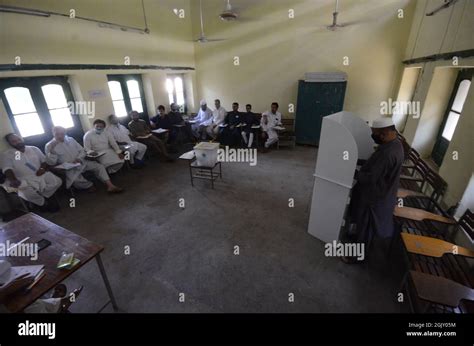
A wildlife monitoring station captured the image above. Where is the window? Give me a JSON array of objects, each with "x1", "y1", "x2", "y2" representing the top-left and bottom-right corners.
[
  {"x1": 4, "y1": 87, "x2": 44, "y2": 137},
  {"x1": 431, "y1": 69, "x2": 472, "y2": 167},
  {"x1": 441, "y1": 79, "x2": 471, "y2": 141},
  {"x1": 127, "y1": 80, "x2": 143, "y2": 113},
  {"x1": 108, "y1": 81, "x2": 128, "y2": 117},
  {"x1": 41, "y1": 84, "x2": 74, "y2": 128},
  {"x1": 107, "y1": 75, "x2": 147, "y2": 119},
  {"x1": 166, "y1": 75, "x2": 186, "y2": 110},
  {"x1": 0, "y1": 76, "x2": 84, "y2": 149}
]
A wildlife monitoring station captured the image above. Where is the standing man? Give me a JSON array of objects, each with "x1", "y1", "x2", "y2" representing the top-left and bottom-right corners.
[
  {"x1": 1, "y1": 133, "x2": 61, "y2": 211},
  {"x1": 46, "y1": 126, "x2": 123, "y2": 193},
  {"x1": 128, "y1": 111, "x2": 173, "y2": 162},
  {"x1": 83, "y1": 119, "x2": 125, "y2": 174},
  {"x1": 342, "y1": 118, "x2": 404, "y2": 263},
  {"x1": 191, "y1": 100, "x2": 213, "y2": 140},
  {"x1": 207, "y1": 99, "x2": 227, "y2": 140},
  {"x1": 107, "y1": 115, "x2": 147, "y2": 168},
  {"x1": 260, "y1": 102, "x2": 282, "y2": 152},
  {"x1": 222, "y1": 102, "x2": 243, "y2": 147},
  {"x1": 241, "y1": 104, "x2": 259, "y2": 148}
]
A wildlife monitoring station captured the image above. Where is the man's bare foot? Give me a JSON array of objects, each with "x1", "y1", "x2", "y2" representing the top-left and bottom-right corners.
[{"x1": 107, "y1": 186, "x2": 123, "y2": 193}]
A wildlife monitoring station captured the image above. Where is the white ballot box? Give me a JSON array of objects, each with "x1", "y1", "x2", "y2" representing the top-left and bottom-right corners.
[{"x1": 307, "y1": 111, "x2": 373, "y2": 243}]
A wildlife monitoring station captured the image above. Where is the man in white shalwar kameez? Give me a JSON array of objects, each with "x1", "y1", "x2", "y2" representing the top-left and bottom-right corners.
[
  {"x1": 191, "y1": 100, "x2": 213, "y2": 140},
  {"x1": 260, "y1": 102, "x2": 283, "y2": 152},
  {"x1": 207, "y1": 99, "x2": 227, "y2": 140},
  {"x1": 45, "y1": 126, "x2": 122, "y2": 193},
  {"x1": 1, "y1": 133, "x2": 61, "y2": 209},
  {"x1": 107, "y1": 115, "x2": 146, "y2": 167},
  {"x1": 83, "y1": 119, "x2": 124, "y2": 174}
]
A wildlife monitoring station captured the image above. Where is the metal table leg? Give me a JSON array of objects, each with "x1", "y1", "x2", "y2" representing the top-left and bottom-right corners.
[{"x1": 96, "y1": 253, "x2": 119, "y2": 312}]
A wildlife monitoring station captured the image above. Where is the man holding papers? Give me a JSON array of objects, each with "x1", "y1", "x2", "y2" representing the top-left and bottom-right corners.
[
  {"x1": 107, "y1": 115, "x2": 146, "y2": 168},
  {"x1": 128, "y1": 111, "x2": 173, "y2": 162},
  {"x1": 46, "y1": 126, "x2": 123, "y2": 193},
  {"x1": 83, "y1": 119, "x2": 125, "y2": 174},
  {"x1": 1, "y1": 133, "x2": 61, "y2": 211}
]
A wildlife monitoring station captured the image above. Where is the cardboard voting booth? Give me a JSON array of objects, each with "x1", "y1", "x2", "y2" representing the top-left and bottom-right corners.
[{"x1": 307, "y1": 111, "x2": 373, "y2": 243}]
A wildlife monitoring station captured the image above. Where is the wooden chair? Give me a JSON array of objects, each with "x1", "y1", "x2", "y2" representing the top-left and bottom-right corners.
[
  {"x1": 407, "y1": 270, "x2": 474, "y2": 310},
  {"x1": 277, "y1": 118, "x2": 296, "y2": 149},
  {"x1": 399, "y1": 209, "x2": 474, "y2": 313},
  {"x1": 401, "y1": 233, "x2": 474, "y2": 258},
  {"x1": 394, "y1": 206, "x2": 456, "y2": 225},
  {"x1": 458, "y1": 209, "x2": 473, "y2": 241}
]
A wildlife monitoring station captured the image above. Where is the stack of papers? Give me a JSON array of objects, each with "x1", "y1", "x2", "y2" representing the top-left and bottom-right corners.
[{"x1": 0, "y1": 263, "x2": 44, "y2": 287}]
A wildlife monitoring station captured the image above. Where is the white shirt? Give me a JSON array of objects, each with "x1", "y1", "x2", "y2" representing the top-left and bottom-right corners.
[
  {"x1": 212, "y1": 107, "x2": 227, "y2": 126},
  {"x1": 261, "y1": 111, "x2": 282, "y2": 130},
  {"x1": 45, "y1": 136, "x2": 86, "y2": 166},
  {"x1": 1, "y1": 146, "x2": 45, "y2": 179},
  {"x1": 195, "y1": 108, "x2": 213, "y2": 127},
  {"x1": 83, "y1": 129, "x2": 121, "y2": 154},
  {"x1": 107, "y1": 124, "x2": 132, "y2": 144}
]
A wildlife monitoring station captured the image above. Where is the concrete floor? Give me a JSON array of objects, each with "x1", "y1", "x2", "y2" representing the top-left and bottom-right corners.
[{"x1": 38, "y1": 146, "x2": 407, "y2": 313}]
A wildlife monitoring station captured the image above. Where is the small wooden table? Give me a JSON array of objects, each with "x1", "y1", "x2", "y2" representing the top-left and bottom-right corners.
[
  {"x1": 0, "y1": 213, "x2": 118, "y2": 313},
  {"x1": 179, "y1": 151, "x2": 222, "y2": 189},
  {"x1": 394, "y1": 206, "x2": 456, "y2": 224}
]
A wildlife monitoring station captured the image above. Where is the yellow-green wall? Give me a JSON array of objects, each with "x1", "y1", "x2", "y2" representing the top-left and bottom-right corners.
[{"x1": 191, "y1": 0, "x2": 415, "y2": 117}]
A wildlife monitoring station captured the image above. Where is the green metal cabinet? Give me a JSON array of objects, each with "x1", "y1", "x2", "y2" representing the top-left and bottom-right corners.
[{"x1": 295, "y1": 80, "x2": 347, "y2": 146}]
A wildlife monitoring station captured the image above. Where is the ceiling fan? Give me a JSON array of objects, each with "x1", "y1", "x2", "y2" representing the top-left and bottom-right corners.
[
  {"x1": 220, "y1": 0, "x2": 238, "y2": 21},
  {"x1": 327, "y1": 0, "x2": 345, "y2": 31},
  {"x1": 426, "y1": 0, "x2": 458, "y2": 16},
  {"x1": 194, "y1": 0, "x2": 225, "y2": 43}
]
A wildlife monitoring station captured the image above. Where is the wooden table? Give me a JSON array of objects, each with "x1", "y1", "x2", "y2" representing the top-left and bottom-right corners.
[
  {"x1": 394, "y1": 206, "x2": 456, "y2": 224},
  {"x1": 0, "y1": 213, "x2": 118, "y2": 313}
]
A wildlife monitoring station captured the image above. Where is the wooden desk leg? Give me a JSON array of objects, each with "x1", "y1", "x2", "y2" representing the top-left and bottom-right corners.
[{"x1": 96, "y1": 253, "x2": 119, "y2": 312}]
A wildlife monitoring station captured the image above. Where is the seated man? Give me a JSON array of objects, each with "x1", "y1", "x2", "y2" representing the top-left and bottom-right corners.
[
  {"x1": 107, "y1": 115, "x2": 146, "y2": 168},
  {"x1": 191, "y1": 100, "x2": 213, "y2": 140},
  {"x1": 260, "y1": 102, "x2": 283, "y2": 152},
  {"x1": 83, "y1": 119, "x2": 125, "y2": 174},
  {"x1": 46, "y1": 126, "x2": 123, "y2": 193},
  {"x1": 241, "y1": 104, "x2": 260, "y2": 148},
  {"x1": 206, "y1": 99, "x2": 227, "y2": 140},
  {"x1": 168, "y1": 103, "x2": 194, "y2": 144},
  {"x1": 221, "y1": 102, "x2": 243, "y2": 147},
  {"x1": 1, "y1": 133, "x2": 61, "y2": 212},
  {"x1": 342, "y1": 118, "x2": 404, "y2": 263},
  {"x1": 128, "y1": 111, "x2": 173, "y2": 162}
]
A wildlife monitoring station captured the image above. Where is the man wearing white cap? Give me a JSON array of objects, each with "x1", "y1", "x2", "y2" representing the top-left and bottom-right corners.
[
  {"x1": 342, "y1": 117, "x2": 404, "y2": 263},
  {"x1": 191, "y1": 100, "x2": 213, "y2": 140}
]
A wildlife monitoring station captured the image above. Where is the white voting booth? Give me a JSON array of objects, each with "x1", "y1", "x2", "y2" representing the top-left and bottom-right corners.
[{"x1": 307, "y1": 111, "x2": 373, "y2": 243}]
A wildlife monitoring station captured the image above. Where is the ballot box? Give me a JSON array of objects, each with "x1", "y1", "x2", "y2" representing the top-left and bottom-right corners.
[{"x1": 307, "y1": 111, "x2": 373, "y2": 243}]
